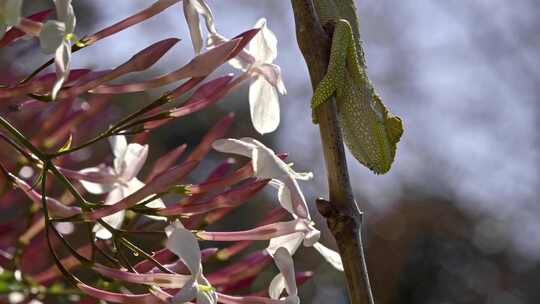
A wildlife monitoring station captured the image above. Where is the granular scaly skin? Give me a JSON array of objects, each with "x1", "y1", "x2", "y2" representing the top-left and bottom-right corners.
[{"x1": 311, "y1": 17, "x2": 403, "y2": 174}]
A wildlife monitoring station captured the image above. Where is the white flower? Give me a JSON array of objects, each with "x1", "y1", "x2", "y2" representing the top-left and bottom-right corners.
[
  {"x1": 267, "y1": 230, "x2": 344, "y2": 272},
  {"x1": 212, "y1": 138, "x2": 343, "y2": 271},
  {"x1": 79, "y1": 135, "x2": 165, "y2": 239},
  {"x1": 182, "y1": 0, "x2": 216, "y2": 54},
  {"x1": 0, "y1": 0, "x2": 23, "y2": 39},
  {"x1": 213, "y1": 137, "x2": 312, "y2": 219},
  {"x1": 269, "y1": 247, "x2": 300, "y2": 304},
  {"x1": 208, "y1": 18, "x2": 286, "y2": 134},
  {"x1": 166, "y1": 221, "x2": 217, "y2": 304},
  {"x1": 38, "y1": 0, "x2": 76, "y2": 100}
]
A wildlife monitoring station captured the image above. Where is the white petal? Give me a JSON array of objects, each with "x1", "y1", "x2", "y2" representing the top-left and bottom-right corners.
[
  {"x1": 124, "y1": 178, "x2": 145, "y2": 196},
  {"x1": 127, "y1": 178, "x2": 167, "y2": 221},
  {"x1": 206, "y1": 31, "x2": 256, "y2": 71},
  {"x1": 183, "y1": 0, "x2": 203, "y2": 54},
  {"x1": 284, "y1": 295, "x2": 300, "y2": 304},
  {"x1": 313, "y1": 242, "x2": 344, "y2": 271},
  {"x1": 267, "y1": 233, "x2": 303, "y2": 256},
  {"x1": 94, "y1": 187, "x2": 126, "y2": 239},
  {"x1": 191, "y1": 0, "x2": 216, "y2": 35},
  {"x1": 249, "y1": 18, "x2": 277, "y2": 64},
  {"x1": 249, "y1": 77, "x2": 280, "y2": 134},
  {"x1": 118, "y1": 143, "x2": 148, "y2": 181},
  {"x1": 254, "y1": 63, "x2": 287, "y2": 95},
  {"x1": 269, "y1": 179, "x2": 294, "y2": 215},
  {"x1": 289, "y1": 171, "x2": 314, "y2": 181},
  {"x1": 282, "y1": 177, "x2": 310, "y2": 219},
  {"x1": 3, "y1": 0, "x2": 23, "y2": 26},
  {"x1": 228, "y1": 55, "x2": 251, "y2": 71},
  {"x1": 250, "y1": 141, "x2": 289, "y2": 180},
  {"x1": 166, "y1": 221, "x2": 202, "y2": 276},
  {"x1": 55, "y1": 0, "x2": 76, "y2": 33},
  {"x1": 171, "y1": 278, "x2": 198, "y2": 304},
  {"x1": 269, "y1": 273, "x2": 287, "y2": 299},
  {"x1": 51, "y1": 41, "x2": 71, "y2": 100},
  {"x1": 78, "y1": 167, "x2": 115, "y2": 194},
  {"x1": 212, "y1": 138, "x2": 256, "y2": 158},
  {"x1": 196, "y1": 288, "x2": 217, "y2": 304},
  {"x1": 110, "y1": 135, "x2": 128, "y2": 162},
  {"x1": 302, "y1": 226, "x2": 320, "y2": 247},
  {"x1": 272, "y1": 247, "x2": 298, "y2": 297},
  {"x1": 39, "y1": 20, "x2": 65, "y2": 54},
  {"x1": 145, "y1": 197, "x2": 166, "y2": 209}
]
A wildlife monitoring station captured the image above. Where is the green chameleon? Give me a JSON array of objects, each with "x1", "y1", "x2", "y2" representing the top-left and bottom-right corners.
[{"x1": 311, "y1": 0, "x2": 403, "y2": 174}]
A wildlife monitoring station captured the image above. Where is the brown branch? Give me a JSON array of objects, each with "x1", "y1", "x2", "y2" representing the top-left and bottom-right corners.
[{"x1": 289, "y1": 1, "x2": 375, "y2": 303}]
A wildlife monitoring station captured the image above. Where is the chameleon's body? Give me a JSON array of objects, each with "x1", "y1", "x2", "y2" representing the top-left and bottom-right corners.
[{"x1": 312, "y1": 0, "x2": 403, "y2": 174}]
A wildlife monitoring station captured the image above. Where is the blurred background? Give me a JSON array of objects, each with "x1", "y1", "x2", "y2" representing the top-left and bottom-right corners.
[{"x1": 1, "y1": 0, "x2": 539, "y2": 303}]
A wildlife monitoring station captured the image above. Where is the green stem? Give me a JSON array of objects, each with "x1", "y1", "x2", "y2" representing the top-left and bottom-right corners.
[
  {"x1": 51, "y1": 94, "x2": 170, "y2": 158},
  {"x1": 0, "y1": 116, "x2": 46, "y2": 159},
  {"x1": 19, "y1": 41, "x2": 87, "y2": 85}
]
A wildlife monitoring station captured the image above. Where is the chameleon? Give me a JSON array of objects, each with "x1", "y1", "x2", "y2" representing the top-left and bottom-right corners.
[{"x1": 311, "y1": 0, "x2": 403, "y2": 174}]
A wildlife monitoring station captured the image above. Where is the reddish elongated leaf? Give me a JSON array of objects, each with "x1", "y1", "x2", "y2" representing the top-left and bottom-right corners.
[
  {"x1": 187, "y1": 154, "x2": 287, "y2": 195},
  {"x1": 61, "y1": 38, "x2": 180, "y2": 99},
  {"x1": 156, "y1": 180, "x2": 268, "y2": 216},
  {"x1": 215, "y1": 208, "x2": 290, "y2": 260},
  {"x1": 90, "y1": 28, "x2": 259, "y2": 94},
  {"x1": 181, "y1": 158, "x2": 236, "y2": 228},
  {"x1": 90, "y1": 39, "x2": 238, "y2": 94},
  {"x1": 92, "y1": 264, "x2": 191, "y2": 288},
  {"x1": 145, "y1": 75, "x2": 235, "y2": 129},
  {"x1": 127, "y1": 38, "x2": 181, "y2": 72},
  {"x1": 149, "y1": 248, "x2": 218, "y2": 274},
  {"x1": 0, "y1": 9, "x2": 52, "y2": 48},
  {"x1": 31, "y1": 99, "x2": 75, "y2": 145},
  {"x1": 33, "y1": 244, "x2": 92, "y2": 284},
  {"x1": 77, "y1": 282, "x2": 165, "y2": 304},
  {"x1": 85, "y1": 0, "x2": 181, "y2": 45},
  {"x1": 0, "y1": 69, "x2": 91, "y2": 98},
  {"x1": 226, "y1": 28, "x2": 260, "y2": 59},
  {"x1": 145, "y1": 144, "x2": 188, "y2": 182},
  {"x1": 207, "y1": 250, "x2": 272, "y2": 286},
  {"x1": 86, "y1": 160, "x2": 198, "y2": 221},
  {"x1": 186, "y1": 113, "x2": 235, "y2": 162},
  {"x1": 45, "y1": 94, "x2": 111, "y2": 147},
  {"x1": 196, "y1": 218, "x2": 313, "y2": 242},
  {"x1": 133, "y1": 248, "x2": 177, "y2": 273},
  {"x1": 205, "y1": 158, "x2": 236, "y2": 181},
  {"x1": 188, "y1": 162, "x2": 254, "y2": 195}
]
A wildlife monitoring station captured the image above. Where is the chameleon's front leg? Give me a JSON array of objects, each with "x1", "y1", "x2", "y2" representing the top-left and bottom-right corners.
[{"x1": 311, "y1": 19, "x2": 354, "y2": 123}]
